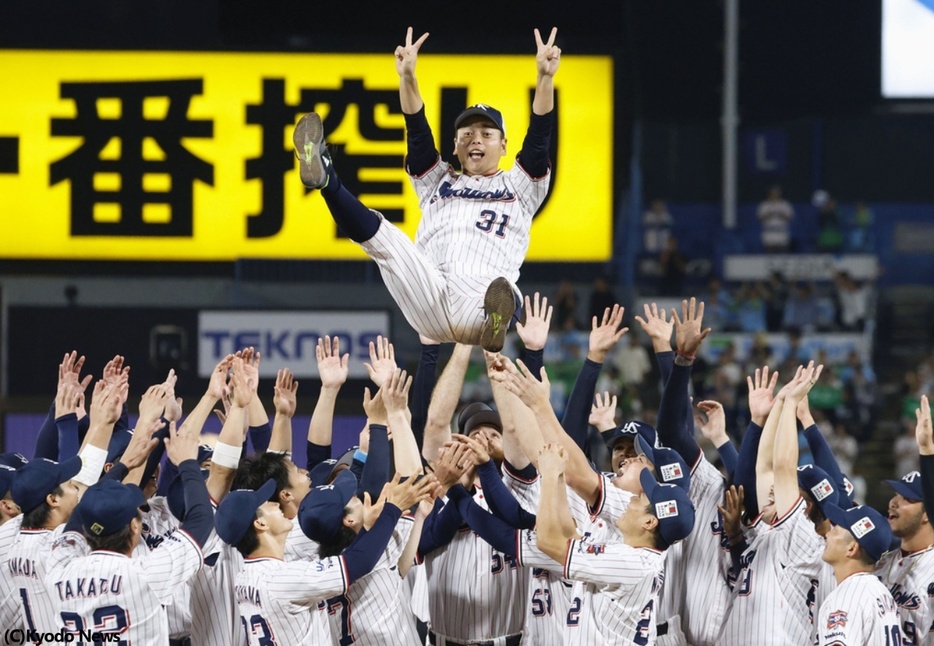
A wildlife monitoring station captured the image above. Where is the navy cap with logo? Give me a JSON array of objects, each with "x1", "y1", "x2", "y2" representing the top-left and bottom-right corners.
[
  {"x1": 308, "y1": 447, "x2": 356, "y2": 489},
  {"x1": 797, "y1": 464, "x2": 839, "y2": 514},
  {"x1": 215, "y1": 479, "x2": 278, "y2": 546},
  {"x1": 0, "y1": 465, "x2": 17, "y2": 499},
  {"x1": 885, "y1": 471, "x2": 923, "y2": 502},
  {"x1": 824, "y1": 502, "x2": 893, "y2": 562},
  {"x1": 0, "y1": 452, "x2": 28, "y2": 470},
  {"x1": 197, "y1": 444, "x2": 214, "y2": 465},
  {"x1": 634, "y1": 435, "x2": 690, "y2": 491},
  {"x1": 78, "y1": 480, "x2": 145, "y2": 537},
  {"x1": 601, "y1": 420, "x2": 659, "y2": 451},
  {"x1": 454, "y1": 104, "x2": 506, "y2": 136},
  {"x1": 11, "y1": 456, "x2": 82, "y2": 514},
  {"x1": 298, "y1": 470, "x2": 358, "y2": 544},
  {"x1": 640, "y1": 469, "x2": 696, "y2": 549}
]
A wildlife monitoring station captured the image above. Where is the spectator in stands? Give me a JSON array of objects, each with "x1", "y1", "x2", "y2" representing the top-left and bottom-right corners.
[
  {"x1": 894, "y1": 419, "x2": 920, "y2": 479},
  {"x1": 642, "y1": 198, "x2": 673, "y2": 253},
  {"x1": 710, "y1": 343, "x2": 742, "y2": 431},
  {"x1": 552, "y1": 280, "x2": 580, "y2": 331},
  {"x1": 827, "y1": 422, "x2": 858, "y2": 476},
  {"x1": 610, "y1": 334, "x2": 652, "y2": 393},
  {"x1": 734, "y1": 282, "x2": 767, "y2": 332},
  {"x1": 704, "y1": 277, "x2": 734, "y2": 331},
  {"x1": 763, "y1": 271, "x2": 789, "y2": 332},
  {"x1": 658, "y1": 236, "x2": 687, "y2": 296},
  {"x1": 833, "y1": 271, "x2": 871, "y2": 332},
  {"x1": 757, "y1": 184, "x2": 794, "y2": 252},
  {"x1": 588, "y1": 276, "x2": 617, "y2": 323},
  {"x1": 783, "y1": 283, "x2": 821, "y2": 332},
  {"x1": 815, "y1": 193, "x2": 844, "y2": 252},
  {"x1": 847, "y1": 200, "x2": 874, "y2": 252}
]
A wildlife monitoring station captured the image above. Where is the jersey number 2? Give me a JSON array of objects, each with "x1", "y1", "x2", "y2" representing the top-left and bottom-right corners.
[{"x1": 476, "y1": 210, "x2": 510, "y2": 238}]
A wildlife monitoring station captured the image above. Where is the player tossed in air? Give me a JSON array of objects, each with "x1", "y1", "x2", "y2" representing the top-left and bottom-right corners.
[{"x1": 293, "y1": 26, "x2": 560, "y2": 352}]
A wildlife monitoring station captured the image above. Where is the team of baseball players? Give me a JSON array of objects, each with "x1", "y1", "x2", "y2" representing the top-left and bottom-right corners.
[{"x1": 1, "y1": 26, "x2": 931, "y2": 646}]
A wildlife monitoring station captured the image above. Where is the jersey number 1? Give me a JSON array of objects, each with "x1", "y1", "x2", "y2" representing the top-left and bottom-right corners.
[{"x1": 476, "y1": 210, "x2": 510, "y2": 238}]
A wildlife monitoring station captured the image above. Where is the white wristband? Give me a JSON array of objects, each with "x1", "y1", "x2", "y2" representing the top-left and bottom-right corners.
[
  {"x1": 74, "y1": 445, "x2": 108, "y2": 487},
  {"x1": 212, "y1": 442, "x2": 243, "y2": 470}
]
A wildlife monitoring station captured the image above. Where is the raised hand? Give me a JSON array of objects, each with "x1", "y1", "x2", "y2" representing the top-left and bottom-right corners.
[
  {"x1": 589, "y1": 305, "x2": 628, "y2": 363},
  {"x1": 537, "y1": 442, "x2": 568, "y2": 477},
  {"x1": 364, "y1": 335, "x2": 396, "y2": 388},
  {"x1": 431, "y1": 443, "x2": 471, "y2": 491},
  {"x1": 161, "y1": 369, "x2": 183, "y2": 423},
  {"x1": 91, "y1": 378, "x2": 129, "y2": 426},
  {"x1": 672, "y1": 297, "x2": 711, "y2": 357},
  {"x1": 238, "y1": 347, "x2": 261, "y2": 389},
  {"x1": 589, "y1": 391, "x2": 618, "y2": 431},
  {"x1": 696, "y1": 400, "x2": 728, "y2": 446},
  {"x1": 363, "y1": 387, "x2": 388, "y2": 426},
  {"x1": 102, "y1": 355, "x2": 130, "y2": 387},
  {"x1": 916, "y1": 395, "x2": 934, "y2": 456},
  {"x1": 59, "y1": 351, "x2": 93, "y2": 394},
  {"x1": 395, "y1": 26, "x2": 429, "y2": 78},
  {"x1": 451, "y1": 432, "x2": 491, "y2": 465},
  {"x1": 383, "y1": 369, "x2": 412, "y2": 416},
  {"x1": 228, "y1": 356, "x2": 257, "y2": 409},
  {"x1": 385, "y1": 473, "x2": 437, "y2": 511},
  {"x1": 746, "y1": 366, "x2": 779, "y2": 425},
  {"x1": 55, "y1": 379, "x2": 82, "y2": 419},
  {"x1": 516, "y1": 292, "x2": 553, "y2": 351},
  {"x1": 786, "y1": 361, "x2": 823, "y2": 402},
  {"x1": 316, "y1": 336, "x2": 349, "y2": 389},
  {"x1": 534, "y1": 27, "x2": 561, "y2": 78},
  {"x1": 634, "y1": 303, "x2": 674, "y2": 352},
  {"x1": 717, "y1": 484, "x2": 745, "y2": 541},
  {"x1": 206, "y1": 354, "x2": 234, "y2": 401},
  {"x1": 499, "y1": 358, "x2": 552, "y2": 410},
  {"x1": 119, "y1": 417, "x2": 162, "y2": 470},
  {"x1": 164, "y1": 421, "x2": 199, "y2": 467},
  {"x1": 273, "y1": 368, "x2": 298, "y2": 417},
  {"x1": 138, "y1": 384, "x2": 169, "y2": 423}
]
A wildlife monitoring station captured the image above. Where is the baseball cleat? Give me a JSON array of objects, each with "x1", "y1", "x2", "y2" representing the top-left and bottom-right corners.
[
  {"x1": 480, "y1": 277, "x2": 517, "y2": 353},
  {"x1": 293, "y1": 112, "x2": 331, "y2": 190}
]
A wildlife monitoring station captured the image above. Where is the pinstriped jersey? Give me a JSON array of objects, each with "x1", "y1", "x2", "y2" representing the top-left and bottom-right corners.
[
  {"x1": 324, "y1": 515, "x2": 420, "y2": 645},
  {"x1": 658, "y1": 457, "x2": 732, "y2": 645},
  {"x1": 285, "y1": 521, "x2": 320, "y2": 562},
  {"x1": 875, "y1": 544, "x2": 934, "y2": 645},
  {"x1": 817, "y1": 572, "x2": 901, "y2": 645},
  {"x1": 813, "y1": 560, "x2": 838, "y2": 644},
  {"x1": 189, "y1": 531, "x2": 247, "y2": 646},
  {"x1": 46, "y1": 528, "x2": 204, "y2": 644},
  {"x1": 720, "y1": 497, "x2": 826, "y2": 645},
  {"x1": 9, "y1": 525, "x2": 66, "y2": 634},
  {"x1": 425, "y1": 474, "x2": 537, "y2": 642},
  {"x1": 235, "y1": 554, "x2": 349, "y2": 646},
  {"x1": 410, "y1": 159, "x2": 551, "y2": 285},
  {"x1": 135, "y1": 496, "x2": 191, "y2": 639},
  {"x1": 0, "y1": 515, "x2": 23, "y2": 635}
]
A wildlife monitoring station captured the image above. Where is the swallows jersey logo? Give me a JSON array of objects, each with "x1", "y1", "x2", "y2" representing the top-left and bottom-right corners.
[{"x1": 429, "y1": 181, "x2": 516, "y2": 205}]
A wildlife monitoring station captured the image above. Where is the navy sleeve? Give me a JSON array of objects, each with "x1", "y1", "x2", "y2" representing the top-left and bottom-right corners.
[
  {"x1": 410, "y1": 343, "x2": 440, "y2": 450},
  {"x1": 417, "y1": 498, "x2": 465, "y2": 557},
  {"x1": 142, "y1": 423, "x2": 170, "y2": 493},
  {"x1": 448, "y1": 485, "x2": 520, "y2": 556},
  {"x1": 716, "y1": 440, "x2": 739, "y2": 482},
  {"x1": 519, "y1": 348, "x2": 545, "y2": 383},
  {"x1": 477, "y1": 460, "x2": 536, "y2": 529},
  {"x1": 343, "y1": 504, "x2": 404, "y2": 583},
  {"x1": 656, "y1": 363, "x2": 702, "y2": 466},
  {"x1": 306, "y1": 441, "x2": 331, "y2": 471},
  {"x1": 561, "y1": 359, "x2": 603, "y2": 453},
  {"x1": 655, "y1": 351, "x2": 674, "y2": 386},
  {"x1": 248, "y1": 422, "x2": 272, "y2": 455},
  {"x1": 157, "y1": 457, "x2": 180, "y2": 497},
  {"x1": 358, "y1": 425, "x2": 390, "y2": 499},
  {"x1": 55, "y1": 413, "x2": 80, "y2": 461},
  {"x1": 734, "y1": 422, "x2": 762, "y2": 515},
  {"x1": 803, "y1": 424, "x2": 848, "y2": 502},
  {"x1": 727, "y1": 538, "x2": 749, "y2": 591},
  {"x1": 34, "y1": 402, "x2": 59, "y2": 460},
  {"x1": 102, "y1": 462, "x2": 129, "y2": 483},
  {"x1": 515, "y1": 111, "x2": 553, "y2": 180},
  {"x1": 404, "y1": 106, "x2": 440, "y2": 177},
  {"x1": 177, "y1": 459, "x2": 213, "y2": 547},
  {"x1": 922, "y1": 455, "x2": 934, "y2": 530}
]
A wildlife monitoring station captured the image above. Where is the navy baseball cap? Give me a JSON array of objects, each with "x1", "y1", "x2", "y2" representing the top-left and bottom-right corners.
[
  {"x1": 640, "y1": 469, "x2": 695, "y2": 549},
  {"x1": 824, "y1": 502, "x2": 893, "y2": 562},
  {"x1": 841, "y1": 474, "x2": 857, "y2": 508},
  {"x1": 215, "y1": 479, "x2": 278, "y2": 546},
  {"x1": 308, "y1": 448, "x2": 356, "y2": 489},
  {"x1": 79, "y1": 480, "x2": 145, "y2": 537},
  {"x1": 634, "y1": 435, "x2": 690, "y2": 491},
  {"x1": 0, "y1": 452, "x2": 28, "y2": 470},
  {"x1": 797, "y1": 464, "x2": 839, "y2": 514},
  {"x1": 454, "y1": 104, "x2": 506, "y2": 135},
  {"x1": 602, "y1": 421, "x2": 659, "y2": 450},
  {"x1": 11, "y1": 456, "x2": 82, "y2": 513},
  {"x1": 298, "y1": 470, "x2": 358, "y2": 544},
  {"x1": 0, "y1": 465, "x2": 17, "y2": 499},
  {"x1": 197, "y1": 445, "x2": 214, "y2": 465},
  {"x1": 106, "y1": 428, "x2": 134, "y2": 464},
  {"x1": 885, "y1": 471, "x2": 923, "y2": 502},
  {"x1": 165, "y1": 469, "x2": 210, "y2": 521},
  {"x1": 464, "y1": 410, "x2": 503, "y2": 436},
  {"x1": 458, "y1": 403, "x2": 494, "y2": 434}
]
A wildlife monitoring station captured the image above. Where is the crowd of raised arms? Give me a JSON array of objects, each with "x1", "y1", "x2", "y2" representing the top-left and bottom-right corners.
[{"x1": 1, "y1": 295, "x2": 932, "y2": 646}]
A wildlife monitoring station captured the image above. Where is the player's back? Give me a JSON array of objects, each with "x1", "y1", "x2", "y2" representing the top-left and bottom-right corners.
[
  {"x1": 8, "y1": 527, "x2": 62, "y2": 633},
  {"x1": 875, "y1": 544, "x2": 934, "y2": 644},
  {"x1": 0, "y1": 515, "x2": 24, "y2": 632}
]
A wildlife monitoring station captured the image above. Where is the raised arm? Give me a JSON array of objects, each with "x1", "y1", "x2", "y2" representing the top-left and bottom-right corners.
[
  {"x1": 696, "y1": 400, "x2": 738, "y2": 480},
  {"x1": 239, "y1": 348, "x2": 272, "y2": 453},
  {"x1": 532, "y1": 27, "x2": 560, "y2": 116},
  {"x1": 535, "y1": 443, "x2": 579, "y2": 564},
  {"x1": 307, "y1": 336, "x2": 349, "y2": 467},
  {"x1": 773, "y1": 363, "x2": 823, "y2": 517},
  {"x1": 798, "y1": 393, "x2": 847, "y2": 504},
  {"x1": 206, "y1": 357, "x2": 256, "y2": 503},
  {"x1": 270, "y1": 367, "x2": 298, "y2": 456},
  {"x1": 737, "y1": 366, "x2": 778, "y2": 516},
  {"x1": 384, "y1": 369, "x2": 424, "y2": 477},
  {"x1": 395, "y1": 26, "x2": 429, "y2": 115},
  {"x1": 754, "y1": 369, "x2": 790, "y2": 519},
  {"x1": 515, "y1": 292, "x2": 553, "y2": 380},
  {"x1": 423, "y1": 343, "x2": 471, "y2": 463},
  {"x1": 915, "y1": 395, "x2": 934, "y2": 526}
]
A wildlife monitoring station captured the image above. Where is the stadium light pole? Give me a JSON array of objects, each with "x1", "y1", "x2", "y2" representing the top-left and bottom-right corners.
[{"x1": 722, "y1": 0, "x2": 739, "y2": 229}]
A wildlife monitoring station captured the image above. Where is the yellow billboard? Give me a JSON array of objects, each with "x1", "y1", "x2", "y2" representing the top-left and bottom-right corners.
[{"x1": 0, "y1": 51, "x2": 613, "y2": 261}]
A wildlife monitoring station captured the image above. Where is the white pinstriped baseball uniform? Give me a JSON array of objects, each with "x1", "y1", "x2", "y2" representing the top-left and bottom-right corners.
[
  {"x1": 8, "y1": 525, "x2": 67, "y2": 635},
  {"x1": 189, "y1": 528, "x2": 248, "y2": 646},
  {"x1": 817, "y1": 572, "x2": 901, "y2": 645},
  {"x1": 324, "y1": 515, "x2": 419, "y2": 645},
  {"x1": 361, "y1": 159, "x2": 550, "y2": 344},
  {"x1": 812, "y1": 560, "x2": 839, "y2": 644},
  {"x1": 424, "y1": 473, "x2": 537, "y2": 643},
  {"x1": 657, "y1": 458, "x2": 732, "y2": 646},
  {"x1": 875, "y1": 544, "x2": 934, "y2": 645},
  {"x1": 0, "y1": 515, "x2": 24, "y2": 636},
  {"x1": 234, "y1": 554, "x2": 348, "y2": 646},
  {"x1": 720, "y1": 497, "x2": 827, "y2": 645},
  {"x1": 517, "y1": 528, "x2": 665, "y2": 646},
  {"x1": 46, "y1": 528, "x2": 203, "y2": 644},
  {"x1": 285, "y1": 520, "x2": 321, "y2": 562}
]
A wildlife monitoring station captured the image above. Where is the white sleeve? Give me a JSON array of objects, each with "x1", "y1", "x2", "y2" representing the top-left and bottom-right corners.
[
  {"x1": 505, "y1": 162, "x2": 551, "y2": 215},
  {"x1": 564, "y1": 540, "x2": 658, "y2": 589},
  {"x1": 772, "y1": 498, "x2": 824, "y2": 580},
  {"x1": 267, "y1": 556, "x2": 349, "y2": 607},
  {"x1": 502, "y1": 468, "x2": 540, "y2": 515},
  {"x1": 515, "y1": 528, "x2": 565, "y2": 575},
  {"x1": 48, "y1": 530, "x2": 90, "y2": 577},
  {"x1": 135, "y1": 529, "x2": 204, "y2": 603},
  {"x1": 590, "y1": 474, "x2": 633, "y2": 524},
  {"x1": 408, "y1": 160, "x2": 453, "y2": 205},
  {"x1": 379, "y1": 515, "x2": 415, "y2": 567}
]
